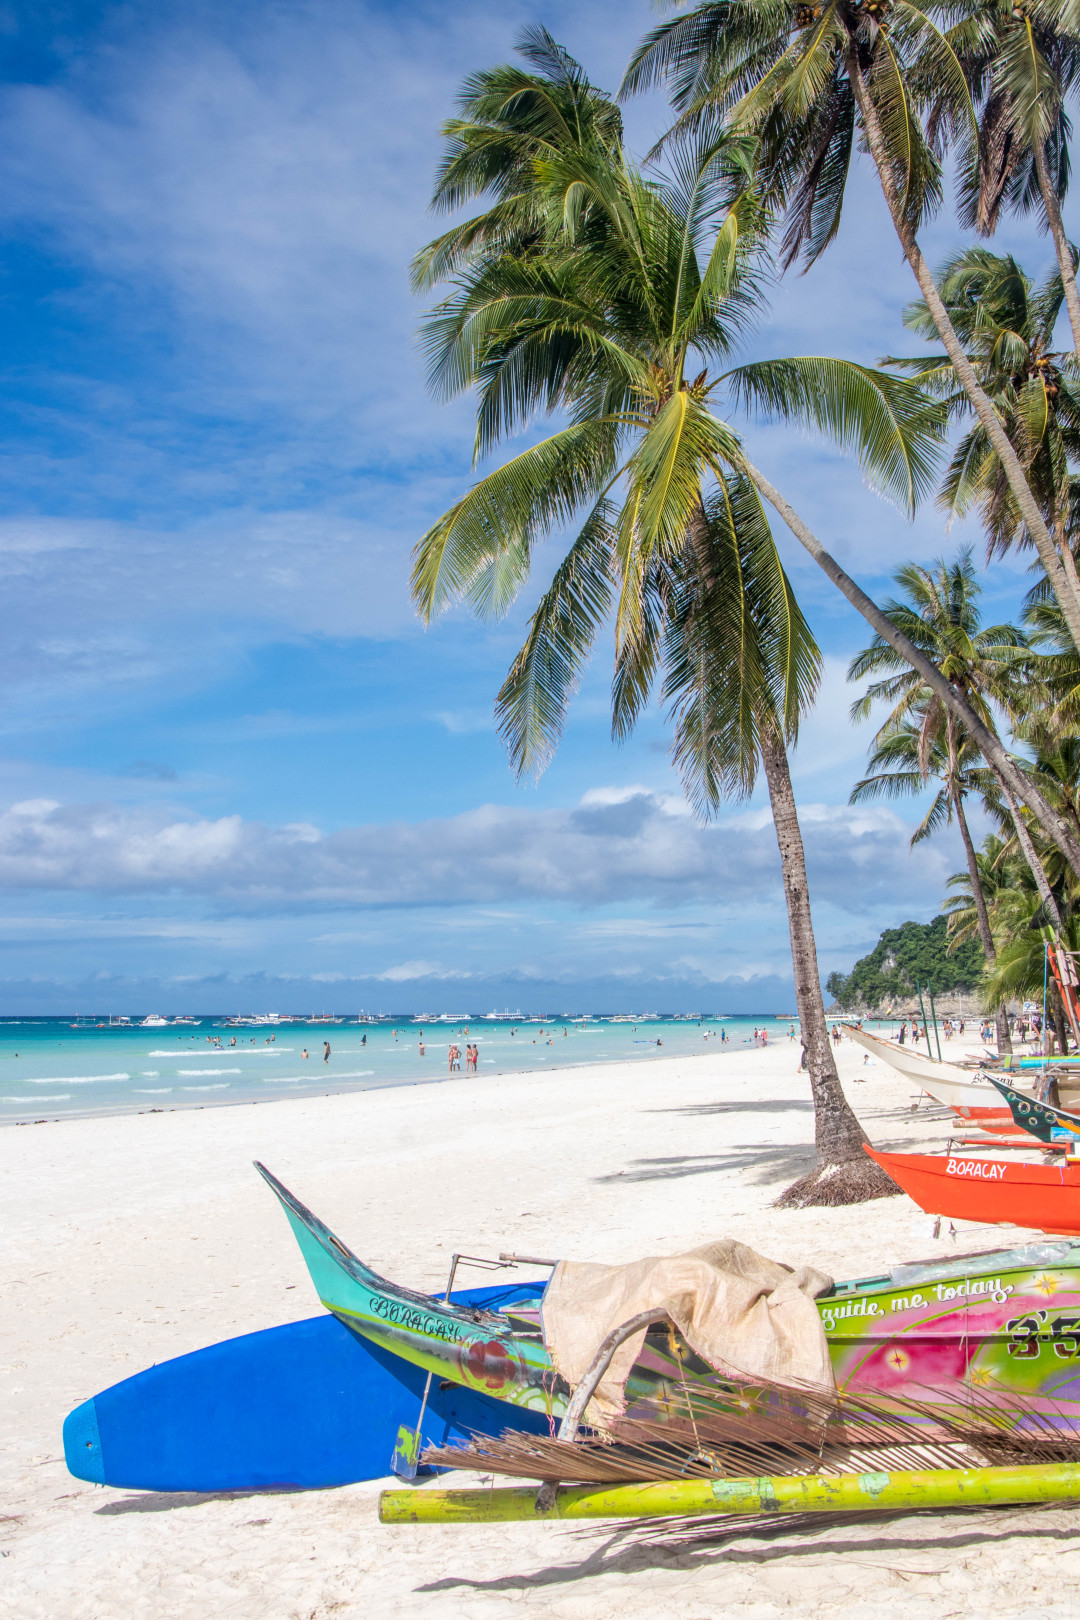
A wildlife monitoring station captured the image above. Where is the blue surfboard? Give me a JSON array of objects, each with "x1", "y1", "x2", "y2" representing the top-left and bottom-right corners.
[{"x1": 63, "y1": 1282, "x2": 550, "y2": 1492}]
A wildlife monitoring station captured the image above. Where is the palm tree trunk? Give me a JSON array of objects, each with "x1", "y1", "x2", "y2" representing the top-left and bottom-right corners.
[
  {"x1": 951, "y1": 784, "x2": 1011, "y2": 1056},
  {"x1": 1000, "y1": 785, "x2": 1065, "y2": 931},
  {"x1": 846, "y1": 49, "x2": 1080, "y2": 655},
  {"x1": 759, "y1": 732, "x2": 897, "y2": 1207},
  {"x1": 743, "y1": 457, "x2": 1080, "y2": 882},
  {"x1": 1033, "y1": 138, "x2": 1080, "y2": 360}
]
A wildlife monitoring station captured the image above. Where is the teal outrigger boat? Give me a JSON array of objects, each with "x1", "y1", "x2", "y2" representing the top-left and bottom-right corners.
[{"x1": 258, "y1": 1163, "x2": 1080, "y2": 1428}]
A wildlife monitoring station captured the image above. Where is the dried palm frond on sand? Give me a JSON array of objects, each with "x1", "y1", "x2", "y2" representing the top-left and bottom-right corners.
[
  {"x1": 424, "y1": 1377, "x2": 1080, "y2": 1486},
  {"x1": 381, "y1": 1377, "x2": 1080, "y2": 1530}
]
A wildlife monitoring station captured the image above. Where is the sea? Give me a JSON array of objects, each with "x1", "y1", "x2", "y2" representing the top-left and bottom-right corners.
[{"x1": 0, "y1": 1013, "x2": 809, "y2": 1126}]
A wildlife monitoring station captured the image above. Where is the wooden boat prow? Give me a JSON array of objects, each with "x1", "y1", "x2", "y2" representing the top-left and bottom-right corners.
[
  {"x1": 255, "y1": 1161, "x2": 567, "y2": 1416},
  {"x1": 844, "y1": 1025, "x2": 998, "y2": 1088},
  {"x1": 987, "y1": 1076, "x2": 1080, "y2": 1142}
]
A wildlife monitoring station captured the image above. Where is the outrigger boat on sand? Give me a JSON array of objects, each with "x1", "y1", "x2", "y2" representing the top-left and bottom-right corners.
[
  {"x1": 988, "y1": 1076, "x2": 1080, "y2": 1143},
  {"x1": 864, "y1": 1144, "x2": 1080, "y2": 1238},
  {"x1": 844, "y1": 1026, "x2": 1077, "y2": 1129},
  {"x1": 845, "y1": 1025, "x2": 994, "y2": 1088},
  {"x1": 260, "y1": 1163, "x2": 1080, "y2": 1433}
]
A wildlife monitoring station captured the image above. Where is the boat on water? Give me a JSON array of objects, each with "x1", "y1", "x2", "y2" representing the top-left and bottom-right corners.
[
  {"x1": 139, "y1": 1013, "x2": 168, "y2": 1028},
  {"x1": 258, "y1": 1163, "x2": 1080, "y2": 1429}
]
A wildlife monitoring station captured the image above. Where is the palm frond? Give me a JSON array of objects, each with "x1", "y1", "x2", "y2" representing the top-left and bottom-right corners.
[{"x1": 726, "y1": 357, "x2": 945, "y2": 515}]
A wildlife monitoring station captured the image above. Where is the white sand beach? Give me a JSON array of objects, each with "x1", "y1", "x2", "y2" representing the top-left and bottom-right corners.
[{"x1": 3, "y1": 1037, "x2": 1076, "y2": 1619}]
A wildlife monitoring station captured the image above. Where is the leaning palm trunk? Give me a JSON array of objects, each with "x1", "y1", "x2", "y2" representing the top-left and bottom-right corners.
[
  {"x1": 1033, "y1": 139, "x2": 1080, "y2": 360},
  {"x1": 759, "y1": 733, "x2": 897, "y2": 1207},
  {"x1": 744, "y1": 460, "x2": 1080, "y2": 884},
  {"x1": 846, "y1": 51, "x2": 1080, "y2": 655},
  {"x1": 1000, "y1": 785, "x2": 1065, "y2": 933},
  {"x1": 951, "y1": 784, "x2": 1011, "y2": 1056}
]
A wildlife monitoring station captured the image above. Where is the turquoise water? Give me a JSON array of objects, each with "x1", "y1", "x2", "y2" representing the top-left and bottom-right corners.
[{"x1": 0, "y1": 1014, "x2": 803, "y2": 1125}]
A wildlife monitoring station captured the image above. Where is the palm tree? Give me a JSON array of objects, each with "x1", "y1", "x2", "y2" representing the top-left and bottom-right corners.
[
  {"x1": 847, "y1": 553, "x2": 1025, "y2": 1049},
  {"x1": 884, "y1": 252, "x2": 1080, "y2": 925},
  {"x1": 886, "y1": 248, "x2": 1080, "y2": 598},
  {"x1": 412, "y1": 34, "x2": 917, "y2": 1203},
  {"x1": 943, "y1": 830, "x2": 1015, "y2": 944},
  {"x1": 849, "y1": 708, "x2": 1013, "y2": 1048},
  {"x1": 415, "y1": 29, "x2": 1080, "y2": 878},
  {"x1": 1005, "y1": 716, "x2": 1080, "y2": 919},
  {"x1": 653, "y1": 482, "x2": 891, "y2": 1204},
  {"x1": 946, "y1": 0, "x2": 1080, "y2": 358},
  {"x1": 971, "y1": 881, "x2": 1080, "y2": 1053},
  {"x1": 621, "y1": 1, "x2": 1080, "y2": 653}
]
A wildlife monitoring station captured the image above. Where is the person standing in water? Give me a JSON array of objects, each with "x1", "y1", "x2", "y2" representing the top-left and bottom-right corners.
[{"x1": 323, "y1": 1040, "x2": 331, "y2": 1063}]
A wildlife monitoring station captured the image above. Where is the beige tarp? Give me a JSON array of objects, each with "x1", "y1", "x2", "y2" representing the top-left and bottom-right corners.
[{"x1": 541, "y1": 1239, "x2": 834, "y2": 1425}]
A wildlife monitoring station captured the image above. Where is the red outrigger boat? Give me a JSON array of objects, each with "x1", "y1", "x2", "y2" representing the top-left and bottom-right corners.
[{"x1": 867, "y1": 1146, "x2": 1080, "y2": 1235}]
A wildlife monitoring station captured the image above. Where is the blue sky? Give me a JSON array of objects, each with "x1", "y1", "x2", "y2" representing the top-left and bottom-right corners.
[{"x1": 0, "y1": 0, "x2": 1063, "y2": 1013}]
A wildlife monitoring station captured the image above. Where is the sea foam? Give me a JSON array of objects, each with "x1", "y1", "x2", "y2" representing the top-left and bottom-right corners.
[
  {"x1": 2, "y1": 1093, "x2": 71, "y2": 1101},
  {"x1": 23, "y1": 1073, "x2": 130, "y2": 1084}
]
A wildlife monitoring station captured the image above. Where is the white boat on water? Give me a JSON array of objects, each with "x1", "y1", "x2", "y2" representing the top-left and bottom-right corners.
[{"x1": 140, "y1": 1014, "x2": 168, "y2": 1028}]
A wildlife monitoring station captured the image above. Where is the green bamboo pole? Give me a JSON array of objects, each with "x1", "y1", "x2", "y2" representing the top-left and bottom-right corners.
[
  {"x1": 916, "y1": 983, "x2": 932, "y2": 1057},
  {"x1": 927, "y1": 985, "x2": 943, "y2": 1063},
  {"x1": 380, "y1": 1461, "x2": 1080, "y2": 1525}
]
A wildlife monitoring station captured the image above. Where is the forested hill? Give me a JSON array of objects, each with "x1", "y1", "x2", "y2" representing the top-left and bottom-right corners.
[{"x1": 824, "y1": 917, "x2": 984, "y2": 1012}]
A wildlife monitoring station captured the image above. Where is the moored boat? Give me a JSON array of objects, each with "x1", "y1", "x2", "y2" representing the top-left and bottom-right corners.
[
  {"x1": 988, "y1": 1076, "x2": 1080, "y2": 1143},
  {"x1": 260, "y1": 1163, "x2": 1080, "y2": 1431},
  {"x1": 845, "y1": 1025, "x2": 994, "y2": 1087},
  {"x1": 865, "y1": 1144, "x2": 1080, "y2": 1234},
  {"x1": 916, "y1": 1076, "x2": 1017, "y2": 1131},
  {"x1": 845, "y1": 1026, "x2": 1080, "y2": 1122}
]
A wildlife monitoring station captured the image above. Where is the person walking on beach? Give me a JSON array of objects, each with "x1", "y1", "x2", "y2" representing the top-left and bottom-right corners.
[{"x1": 323, "y1": 1040, "x2": 331, "y2": 1064}]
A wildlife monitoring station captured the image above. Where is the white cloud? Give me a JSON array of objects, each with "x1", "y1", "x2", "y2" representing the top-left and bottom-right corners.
[
  {"x1": 0, "y1": 789, "x2": 953, "y2": 913},
  {"x1": 376, "y1": 960, "x2": 470, "y2": 982}
]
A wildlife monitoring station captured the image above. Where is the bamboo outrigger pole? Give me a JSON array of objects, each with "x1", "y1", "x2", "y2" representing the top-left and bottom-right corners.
[{"x1": 380, "y1": 1461, "x2": 1080, "y2": 1525}]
